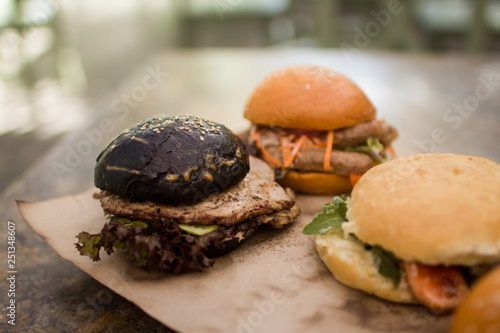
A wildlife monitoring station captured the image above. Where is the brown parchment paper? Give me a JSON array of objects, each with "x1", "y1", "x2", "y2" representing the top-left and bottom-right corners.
[{"x1": 18, "y1": 189, "x2": 450, "y2": 333}]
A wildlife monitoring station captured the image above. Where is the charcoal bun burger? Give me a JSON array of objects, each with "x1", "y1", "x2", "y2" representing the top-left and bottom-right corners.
[
  {"x1": 76, "y1": 114, "x2": 300, "y2": 273},
  {"x1": 304, "y1": 153, "x2": 500, "y2": 312},
  {"x1": 245, "y1": 64, "x2": 398, "y2": 195}
]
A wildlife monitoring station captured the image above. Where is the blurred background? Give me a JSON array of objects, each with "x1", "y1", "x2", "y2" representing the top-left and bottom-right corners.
[{"x1": 1, "y1": 0, "x2": 499, "y2": 193}]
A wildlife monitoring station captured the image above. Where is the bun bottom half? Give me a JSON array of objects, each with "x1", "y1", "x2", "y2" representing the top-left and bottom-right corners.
[
  {"x1": 314, "y1": 231, "x2": 418, "y2": 304},
  {"x1": 278, "y1": 171, "x2": 352, "y2": 195}
]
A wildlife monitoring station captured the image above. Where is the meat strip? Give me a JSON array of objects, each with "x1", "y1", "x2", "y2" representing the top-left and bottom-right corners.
[
  {"x1": 332, "y1": 119, "x2": 382, "y2": 148},
  {"x1": 252, "y1": 189, "x2": 301, "y2": 228},
  {"x1": 290, "y1": 148, "x2": 373, "y2": 175},
  {"x1": 100, "y1": 157, "x2": 298, "y2": 227},
  {"x1": 378, "y1": 123, "x2": 399, "y2": 147}
]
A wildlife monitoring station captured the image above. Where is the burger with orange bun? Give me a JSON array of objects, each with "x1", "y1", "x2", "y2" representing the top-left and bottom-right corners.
[{"x1": 244, "y1": 64, "x2": 398, "y2": 195}]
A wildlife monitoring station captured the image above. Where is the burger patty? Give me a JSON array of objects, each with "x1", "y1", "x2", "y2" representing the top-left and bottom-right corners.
[
  {"x1": 332, "y1": 119, "x2": 397, "y2": 148},
  {"x1": 289, "y1": 148, "x2": 373, "y2": 175},
  {"x1": 100, "y1": 157, "x2": 299, "y2": 227}
]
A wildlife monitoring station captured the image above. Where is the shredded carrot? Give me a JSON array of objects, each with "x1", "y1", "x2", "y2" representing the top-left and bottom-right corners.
[
  {"x1": 250, "y1": 127, "x2": 260, "y2": 141},
  {"x1": 311, "y1": 136, "x2": 326, "y2": 146},
  {"x1": 252, "y1": 128, "x2": 283, "y2": 168},
  {"x1": 284, "y1": 135, "x2": 307, "y2": 168},
  {"x1": 261, "y1": 148, "x2": 283, "y2": 168},
  {"x1": 280, "y1": 136, "x2": 291, "y2": 165},
  {"x1": 303, "y1": 137, "x2": 326, "y2": 148},
  {"x1": 323, "y1": 130, "x2": 334, "y2": 171},
  {"x1": 303, "y1": 137, "x2": 313, "y2": 148}
]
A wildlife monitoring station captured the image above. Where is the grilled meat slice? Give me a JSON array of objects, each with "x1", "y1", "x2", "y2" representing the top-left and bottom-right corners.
[
  {"x1": 290, "y1": 148, "x2": 373, "y2": 175},
  {"x1": 249, "y1": 153, "x2": 275, "y2": 181},
  {"x1": 251, "y1": 188, "x2": 301, "y2": 228},
  {"x1": 199, "y1": 189, "x2": 300, "y2": 257},
  {"x1": 378, "y1": 122, "x2": 399, "y2": 147},
  {"x1": 100, "y1": 157, "x2": 298, "y2": 227},
  {"x1": 330, "y1": 119, "x2": 398, "y2": 148},
  {"x1": 332, "y1": 119, "x2": 382, "y2": 148}
]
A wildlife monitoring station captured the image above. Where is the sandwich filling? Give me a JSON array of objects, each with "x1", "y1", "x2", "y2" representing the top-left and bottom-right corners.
[
  {"x1": 248, "y1": 119, "x2": 398, "y2": 184},
  {"x1": 303, "y1": 196, "x2": 496, "y2": 313}
]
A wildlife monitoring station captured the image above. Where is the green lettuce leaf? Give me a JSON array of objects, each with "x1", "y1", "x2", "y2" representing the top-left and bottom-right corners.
[
  {"x1": 367, "y1": 245, "x2": 402, "y2": 287},
  {"x1": 75, "y1": 232, "x2": 103, "y2": 261},
  {"x1": 303, "y1": 195, "x2": 348, "y2": 235},
  {"x1": 75, "y1": 216, "x2": 260, "y2": 273},
  {"x1": 75, "y1": 217, "x2": 214, "y2": 273},
  {"x1": 346, "y1": 138, "x2": 386, "y2": 163}
]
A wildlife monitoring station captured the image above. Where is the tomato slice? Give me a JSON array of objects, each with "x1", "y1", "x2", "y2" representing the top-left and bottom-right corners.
[
  {"x1": 349, "y1": 174, "x2": 363, "y2": 188},
  {"x1": 403, "y1": 261, "x2": 469, "y2": 313}
]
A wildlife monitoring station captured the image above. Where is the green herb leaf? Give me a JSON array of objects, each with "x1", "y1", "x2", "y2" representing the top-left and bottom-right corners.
[
  {"x1": 371, "y1": 245, "x2": 402, "y2": 287},
  {"x1": 349, "y1": 137, "x2": 383, "y2": 154},
  {"x1": 303, "y1": 195, "x2": 348, "y2": 235},
  {"x1": 75, "y1": 232, "x2": 103, "y2": 261},
  {"x1": 346, "y1": 138, "x2": 386, "y2": 163}
]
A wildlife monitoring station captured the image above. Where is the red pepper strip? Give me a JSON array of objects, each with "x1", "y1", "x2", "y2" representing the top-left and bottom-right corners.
[
  {"x1": 403, "y1": 261, "x2": 469, "y2": 313},
  {"x1": 349, "y1": 174, "x2": 363, "y2": 188}
]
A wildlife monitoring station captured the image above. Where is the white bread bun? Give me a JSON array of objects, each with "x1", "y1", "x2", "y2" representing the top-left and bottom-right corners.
[
  {"x1": 314, "y1": 230, "x2": 417, "y2": 304},
  {"x1": 344, "y1": 153, "x2": 500, "y2": 266},
  {"x1": 450, "y1": 265, "x2": 500, "y2": 333},
  {"x1": 243, "y1": 65, "x2": 376, "y2": 130}
]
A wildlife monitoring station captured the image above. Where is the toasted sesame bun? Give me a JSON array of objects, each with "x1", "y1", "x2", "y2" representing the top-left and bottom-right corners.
[
  {"x1": 314, "y1": 231, "x2": 417, "y2": 304},
  {"x1": 450, "y1": 265, "x2": 500, "y2": 333},
  {"x1": 344, "y1": 153, "x2": 500, "y2": 266},
  {"x1": 278, "y1": 171, "x2": 352, "y2": 195},
  {"x1": 243, "y1": 65, "x2": 376, "y2": 130}
]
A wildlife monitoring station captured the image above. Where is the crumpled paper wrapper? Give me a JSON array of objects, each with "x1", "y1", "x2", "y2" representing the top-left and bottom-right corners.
[{"x1": 18, "y1": 189, "x2": 450, "y2": 333}]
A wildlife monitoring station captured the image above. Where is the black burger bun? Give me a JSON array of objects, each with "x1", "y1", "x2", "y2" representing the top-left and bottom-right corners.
[{"x1": 94, "y1": 114, "x2": 250, "y2": 205}]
